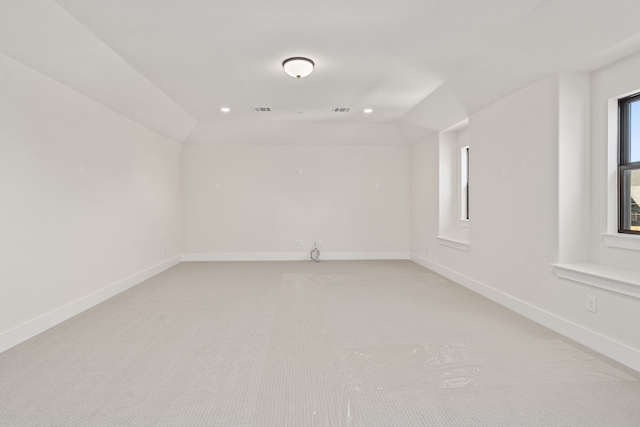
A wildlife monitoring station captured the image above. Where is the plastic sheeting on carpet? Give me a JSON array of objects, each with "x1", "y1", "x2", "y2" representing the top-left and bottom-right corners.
[{"x1": 1, "y1": 262, "x2": 639, "y2": 426}]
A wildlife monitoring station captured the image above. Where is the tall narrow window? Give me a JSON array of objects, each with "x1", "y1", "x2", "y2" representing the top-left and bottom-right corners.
[
  {"x1": 461, "y1": 146, "x2": 469, "y2": 220},
  {"x1": 618, "y1": 93, "x2": 640, "y2": 234}
]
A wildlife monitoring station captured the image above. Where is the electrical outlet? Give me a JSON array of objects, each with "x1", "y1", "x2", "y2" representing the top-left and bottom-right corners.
[{"x1": 586, "y1": 295, "x2": 597, "y2": 313}]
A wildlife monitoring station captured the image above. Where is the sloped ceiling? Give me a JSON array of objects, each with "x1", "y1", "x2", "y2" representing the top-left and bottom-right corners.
[
  {"x1": 2, "y1": 0, "x2": 640, "y2": 144},
  {"x1": 0, "y1": 0, "x2": 197, "y2": 142}
]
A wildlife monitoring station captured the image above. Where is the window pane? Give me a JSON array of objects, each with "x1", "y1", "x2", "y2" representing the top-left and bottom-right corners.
[
  {"x1": 622, "y1": 168, "x2": 640, "y2": 231},
  {"x1": 630, "y1": 100, "x2": 640, "y2": 163}
]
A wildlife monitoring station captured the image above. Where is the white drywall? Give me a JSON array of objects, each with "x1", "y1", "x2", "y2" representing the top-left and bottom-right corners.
[
  {"x1": 186, "y1": 122, "x2": 407, "y2": 146},
  {"x1": 413, "y1": 75, "x2": 559, "y2": 303},
  {"x1": 411, "y1": 73, "x2": 640, "y2": 368},
  {"x1": 0, "y1": 52, "x2": 182, "y2": 350},
  {"x1": 182, "y1": 144, "x2": 410, "y2": 258},
  {"x1": 410, "y1": 133, "x2": 439, "y2": 257},
  {"x1": 558, "y1": 73, "x2": 591, "y2": 263}
]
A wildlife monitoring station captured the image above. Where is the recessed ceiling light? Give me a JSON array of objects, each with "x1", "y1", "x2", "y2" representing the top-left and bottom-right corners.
[
  {"x1": 221, "y1": 107, "x2": 230, "y2": 113},
  {"x1": 364, "y1": 108, "x2": 373, "y2": 113}
]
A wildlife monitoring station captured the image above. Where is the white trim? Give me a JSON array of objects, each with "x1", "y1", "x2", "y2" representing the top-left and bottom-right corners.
[
  {"x1": 600, "y1": 233, "x2": 640, "y2": 251},
  {"x1": 0, "y1": 256, "x2": 181, "y2": 354},
  {"x1": 182, "y1": 252, "x2": 411, "y2": 262},
  {"x1": 182, "y1": 252, "x2": 307, "y2": 262},
  {"x1": 323, "y1": 252, "x2": 410, "y2": 260},
  {"x1": 410, "y1": 253, "x2": 640, "y2": 373},
  {"x1": 606, "y1": 97, "x2": 619, "y2": 234},
  {"x1": 552, "y1": 263, "x2": 640, "y2": 299},
  {"x1": 436, "y1": 236, "x2": 470, "y2": 251},
  {"x1": 459, "y1": 219, "x2": 470, "y2": 228}
]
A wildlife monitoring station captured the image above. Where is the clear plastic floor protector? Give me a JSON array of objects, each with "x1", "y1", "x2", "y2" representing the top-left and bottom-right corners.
[
  {"x1": 255, "y1": 273, "x2": 640, "y2": 426},
  {"x1": 1, "y1": 264, "x2": 640, "y2": 426}
]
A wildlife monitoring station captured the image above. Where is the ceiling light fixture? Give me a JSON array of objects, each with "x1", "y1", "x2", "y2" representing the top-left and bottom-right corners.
[
  {"x1": 221, "y1": 107, "x2": 230, "y2": 112},
  {"x1": 283, "y1": 57, "x2": 314, "y2": 79},
  {"x1": 364, "y1": 109, "x2": 373, "y2": 113}
]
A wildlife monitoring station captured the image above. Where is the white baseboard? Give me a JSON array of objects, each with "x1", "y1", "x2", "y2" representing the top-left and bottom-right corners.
[
  {"x1": 182, "y1": 251, "x2": 410, "y2": 262},
  {"x1": 182, "y1": 252, "x2": 307, "y2": 261},
  {"x1": 410, "y1": 253, "x2": 640, "y2": 373},
  {"x1": 0, "y1": 255, "x2": 181, "y2": 354},
  {"x1": 323, "y1": 251, "x2": 410, "y2": 260}
]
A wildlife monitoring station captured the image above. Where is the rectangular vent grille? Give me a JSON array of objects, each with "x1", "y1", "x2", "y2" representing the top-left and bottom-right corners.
[
  {"x1": 253, "y1": 107, "x2": 271, "y2": 112},
  {"x1": 333, "y1": 107, "x2": 351, "y2": 113}
]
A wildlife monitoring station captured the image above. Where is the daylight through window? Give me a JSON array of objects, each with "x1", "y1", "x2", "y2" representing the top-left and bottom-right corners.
[
  {"x1": 461, "y1": 146, "x2": 469, "y2": 220},
  {"x1": 618, "y1": 93, "x2": 640, "y2": 234}
]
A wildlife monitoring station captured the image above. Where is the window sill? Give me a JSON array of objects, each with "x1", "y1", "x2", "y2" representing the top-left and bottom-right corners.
[
  {"x1": 551, "y1": 263, "x2": 640, "y2": 299},
  {"x1": 600, "y1": 233, "x2": 640, "y2": 251},
  {"x1": 437, "y1": 236, "x2": 470, "y2": 252}
]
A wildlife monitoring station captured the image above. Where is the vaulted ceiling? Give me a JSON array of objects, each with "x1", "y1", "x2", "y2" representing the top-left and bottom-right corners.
[{"x1": 2, "y1": 0, "x2": 640, "y2": 144}]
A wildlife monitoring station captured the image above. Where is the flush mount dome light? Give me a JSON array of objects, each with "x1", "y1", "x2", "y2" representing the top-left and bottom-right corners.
[{"x1": 283, "y1": 57, "x2": 314, "y2": 79}]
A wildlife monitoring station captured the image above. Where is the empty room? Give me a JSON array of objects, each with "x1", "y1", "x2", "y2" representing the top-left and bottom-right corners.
[{"x1": 2, "y1": 0, "x2": 640, "y2": 425}]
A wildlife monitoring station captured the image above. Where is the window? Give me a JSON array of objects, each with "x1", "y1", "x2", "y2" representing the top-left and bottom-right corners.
[
  {"x1": 618, "y1": 93, "x2": 640, "y2": 234},
  {"x1": 437, "y1": 121, "x2": 470, "y2": 250},
  {"x1": 461, "y1": 146, "x2": 469, "y2": 220}
]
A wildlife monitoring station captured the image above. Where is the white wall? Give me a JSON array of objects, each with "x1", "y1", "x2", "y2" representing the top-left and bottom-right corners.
[
  {"x1": 413, "y1": 75, "x2": 559, "y2": 302},
  {"x1": 411, "y1": 73, "x2": 640, "y2": 370},
  {"x1": 0, "y1": 53, "x2": 182, "y2": 351},
  {"x1": 182, "y1": 144, "x2": 410, "y2": 259},
  {"x1": 410, "y1": 133, "x2": 439, "y2": 256},
  {"x1": 186, "y1": 122, "x2": 407, "y2": 146},
  {"x1": 558, "y1": 74, "x2": 591, "y2": 264}
]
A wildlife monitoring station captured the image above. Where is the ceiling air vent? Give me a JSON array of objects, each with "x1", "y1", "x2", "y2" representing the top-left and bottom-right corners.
[
  {"x1": 253, "y1": 107, "x2": 272, "y2": 112},
  {"x1": 333, "y1": 107, "x2": 351, "y2": 113}
]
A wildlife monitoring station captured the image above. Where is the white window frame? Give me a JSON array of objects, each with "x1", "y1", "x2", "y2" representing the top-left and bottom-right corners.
[
  {"x1": 602, "y1": 92, "x2": 640, "y2": 251},
  {"x1": 460, "y1": 145, "x2": 469, "y2": 222}
]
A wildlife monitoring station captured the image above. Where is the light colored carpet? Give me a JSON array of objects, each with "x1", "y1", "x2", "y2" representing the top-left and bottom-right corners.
[{"x1": 1, "y1": 260, "x2": 639, "y2": 426}]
